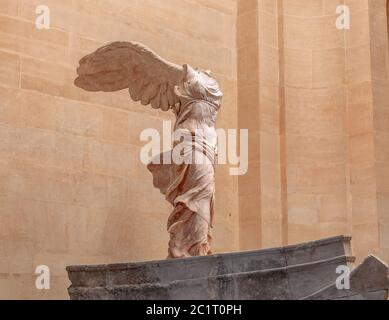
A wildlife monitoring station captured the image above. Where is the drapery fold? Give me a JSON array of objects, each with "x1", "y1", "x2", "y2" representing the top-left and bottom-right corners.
[{"x1": 148, "y1": 127, "x2": 216, "y2": 259}]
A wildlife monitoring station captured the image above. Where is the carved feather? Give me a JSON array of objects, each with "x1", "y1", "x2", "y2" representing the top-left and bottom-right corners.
[{"x1": 75, "y1": 41, "x2": 184, "y2": 111}]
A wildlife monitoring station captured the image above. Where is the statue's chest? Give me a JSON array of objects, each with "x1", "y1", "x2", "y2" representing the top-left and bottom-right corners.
[{"x1": 176, "y1": 101, "x2": 216, "y2": 128}]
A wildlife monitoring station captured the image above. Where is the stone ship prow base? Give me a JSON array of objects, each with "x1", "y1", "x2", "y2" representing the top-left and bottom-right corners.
[{"x1": 66, "y1": 236, "x2": 389, "y2": 300}]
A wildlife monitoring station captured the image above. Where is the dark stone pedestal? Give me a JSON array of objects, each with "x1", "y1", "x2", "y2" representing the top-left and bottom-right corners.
[{"x1": 67, "y1": 236, "x2": 389, "y2": 300}]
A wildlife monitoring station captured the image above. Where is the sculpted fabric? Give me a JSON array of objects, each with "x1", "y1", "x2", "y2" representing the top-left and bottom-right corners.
[{"x1": 75, "y1": 42, "x2": 223, "y2": 258}]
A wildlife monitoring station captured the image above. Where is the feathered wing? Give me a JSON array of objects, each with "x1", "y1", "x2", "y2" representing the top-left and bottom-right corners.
[{"x1": 75, "y1": 41, "x2": 184, "y2": 111}]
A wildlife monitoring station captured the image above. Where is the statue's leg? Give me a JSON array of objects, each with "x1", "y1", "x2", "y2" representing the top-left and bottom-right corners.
[{"x1": 167, "y1": 203, "x2": 212, "y2": 259}]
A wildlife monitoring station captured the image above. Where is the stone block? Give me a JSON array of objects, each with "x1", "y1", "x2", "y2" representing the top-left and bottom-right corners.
[{"x1": 67, "y1": 236, "x2": 370, "y2": 300}]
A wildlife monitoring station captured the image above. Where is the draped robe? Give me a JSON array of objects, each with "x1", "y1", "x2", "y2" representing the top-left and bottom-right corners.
[{"x1": 147, "y1": 98, "x2": 219, "y2": 259}]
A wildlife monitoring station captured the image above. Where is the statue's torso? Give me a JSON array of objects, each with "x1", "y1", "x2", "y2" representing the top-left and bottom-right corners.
[{"x1": 175, "y1": 100, "x2": 219, "y2": 149}]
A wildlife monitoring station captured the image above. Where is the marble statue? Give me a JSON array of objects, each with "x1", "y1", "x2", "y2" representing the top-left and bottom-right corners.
[{"x1": 75, "y1": 42, "x2": 223, "y2": 259}]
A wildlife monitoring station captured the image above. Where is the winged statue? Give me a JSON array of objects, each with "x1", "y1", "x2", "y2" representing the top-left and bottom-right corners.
[{"x1": 75, "y1": 42, "x2": 223, "y2": 259}]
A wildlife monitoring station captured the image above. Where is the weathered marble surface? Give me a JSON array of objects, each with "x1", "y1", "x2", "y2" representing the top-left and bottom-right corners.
[
  {"x1": 67, "y1": 236, "x2": 389, "y2": 300},
  {"x1": 75, "y1": 42, "x2": 222, "y2": 259},
  {"x1": 303, "y1": 255, "x2": 389, "y2": 300}
]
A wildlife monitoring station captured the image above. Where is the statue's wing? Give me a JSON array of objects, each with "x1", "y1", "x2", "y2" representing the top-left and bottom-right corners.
[{"x1": 75, "y1": 41, "x2": 184, "y2": 111}]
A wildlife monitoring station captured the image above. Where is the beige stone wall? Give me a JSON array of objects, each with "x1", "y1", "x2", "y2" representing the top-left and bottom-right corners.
[
  {"x1": 237, "y1": 0, "x2": 261, "y2": 250},
  {"x1": 237, "y1": 0, "x2": 389, "y2": 264},
  {"x1": 371, "y1": 0, "x2": 389, "y2": 264},
  {"x1": 283, "y1": 0, "x2": 349, "y2": 245},
  {"x1": 346, "y1": 0, "x2": 380, "y2": 262},
  {"x1": 1, "y1": 0, "x2": 389, "y2": 300},
  {"x1": 237, "y1": 0, "x2": 287, "y2": 250},
  {"x1": 0, "y1": 0, "x2": 238, "y2": 299}
]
